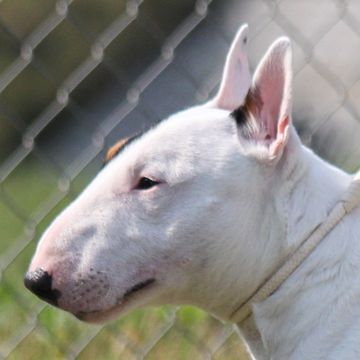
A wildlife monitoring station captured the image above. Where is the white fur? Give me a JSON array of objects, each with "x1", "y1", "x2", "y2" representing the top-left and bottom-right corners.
[{"x1": 26, "y1": 25, "x2": 360, "y2": 359}]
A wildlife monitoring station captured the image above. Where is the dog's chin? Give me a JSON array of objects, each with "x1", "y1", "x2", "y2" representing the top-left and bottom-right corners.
[
  {"x1": 73, "y1": 278, "x2": 157, "y2": 324},
  {"x1": 74, "y1": 303, "x2": 126, "y2": 324}
]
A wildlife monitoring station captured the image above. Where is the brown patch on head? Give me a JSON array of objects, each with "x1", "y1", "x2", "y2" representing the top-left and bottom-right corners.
[
  {"x1": 103, "y1": 132, "x2": 144, "y2": 167},
  {"x1": 105, "y1": 138, "x2": 130, "y2": 164}
]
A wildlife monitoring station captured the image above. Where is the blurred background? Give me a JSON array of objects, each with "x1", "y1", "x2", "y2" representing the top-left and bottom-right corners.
[{"x1": 1, "y1": 0, "x2": 360, "y2": 359}]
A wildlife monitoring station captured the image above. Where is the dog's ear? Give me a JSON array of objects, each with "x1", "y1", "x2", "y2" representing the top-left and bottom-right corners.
[
  {"x1": 211, "y1": 24, "x2": 251, "y2": 110},
  {"x1": 233, "y1": 37, "x2": 292, "y2": 160}
]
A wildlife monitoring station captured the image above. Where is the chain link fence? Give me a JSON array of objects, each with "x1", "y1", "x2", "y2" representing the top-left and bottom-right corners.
[{"x1": 1, "y1": 0, "x2": 360, "y2": 359}]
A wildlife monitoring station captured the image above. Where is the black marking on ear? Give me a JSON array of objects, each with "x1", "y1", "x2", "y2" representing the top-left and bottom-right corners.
[
  {"x1": 230, "y1": 89, "x2": 262, "y2": 129},
  {"x1": 103, "y1": 132, "x2": 144, "y2": 168},
  {"x1": 230, "y1": 89, "x2": 252, "y2": 128},
  {"x1": 230, "y1": 89, "x2": 264, "y2": 140},
  {"x1": 231, "y1": 106, "x2": 254, "y2": 141},
  {"x1": 230, "y1": 107, "x2": 249, "y2": 128}
]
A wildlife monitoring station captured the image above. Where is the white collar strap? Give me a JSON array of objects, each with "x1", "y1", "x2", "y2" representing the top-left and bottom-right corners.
[{"x1": 231, "y1": 170, "x2": 360, "y2": 324}]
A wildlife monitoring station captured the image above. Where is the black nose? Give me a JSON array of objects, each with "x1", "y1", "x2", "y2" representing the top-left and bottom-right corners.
[{"x1": 24, "y1": 268, "x2": 61, "y2": 306}]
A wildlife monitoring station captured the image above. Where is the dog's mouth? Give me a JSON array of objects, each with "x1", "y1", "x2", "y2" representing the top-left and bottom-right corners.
[
  {"x1": 75, "y1": 278, "x2": 156, "y2": 323},
  {"x1": 123, "y1": 278, "x2": 155, "y2": 299}
]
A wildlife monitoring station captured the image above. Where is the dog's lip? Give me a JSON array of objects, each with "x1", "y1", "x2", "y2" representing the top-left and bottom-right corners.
[{"x1": 75, "y1": 278, "x2": 156, "y2": 322}]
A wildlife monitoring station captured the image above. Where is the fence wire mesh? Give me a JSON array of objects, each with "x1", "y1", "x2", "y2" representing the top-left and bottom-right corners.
[{"x1": 1, "y1": 0, "x2": 360, "y2": 359}]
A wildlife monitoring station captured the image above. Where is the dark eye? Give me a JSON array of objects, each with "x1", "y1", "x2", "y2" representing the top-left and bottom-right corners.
[{"x1": 135, "y1": 177, "x2": 160, "y2": 190}]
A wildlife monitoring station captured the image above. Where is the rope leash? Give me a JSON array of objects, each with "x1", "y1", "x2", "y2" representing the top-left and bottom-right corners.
[{"x1": 231, "y1": 171, "x2": 360, "y2": 324}]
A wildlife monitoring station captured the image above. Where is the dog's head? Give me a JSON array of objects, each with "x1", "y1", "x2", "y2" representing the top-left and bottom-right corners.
[{"x1": 25, "y1": 25, "x2": 294, "y2": 323}]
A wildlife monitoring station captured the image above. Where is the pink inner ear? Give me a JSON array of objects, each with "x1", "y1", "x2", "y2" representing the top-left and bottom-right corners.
[
  {"x1": 269, "y1": 116, "x2": 289, "y2": 158},
  {"x1": 259, "y1": 70, "x2": 285, "y2": 140},
  {"x1": 278, "y1": 115, "x2": 289, "y2": 135}
]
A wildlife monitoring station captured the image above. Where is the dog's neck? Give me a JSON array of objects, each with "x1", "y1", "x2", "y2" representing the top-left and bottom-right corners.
[{"x1": 228, "y1": 130, "x2": 352, "y2": 358}]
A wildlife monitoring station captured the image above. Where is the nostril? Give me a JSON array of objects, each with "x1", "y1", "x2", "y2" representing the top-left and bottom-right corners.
[{"x1": 24, "y1": 268, "x2": 61, "y2": 306}]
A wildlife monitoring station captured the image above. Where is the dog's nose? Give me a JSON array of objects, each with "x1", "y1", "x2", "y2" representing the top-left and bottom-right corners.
[{"x1": 24, "y1": 268, "x2": 61, "y2": 306}]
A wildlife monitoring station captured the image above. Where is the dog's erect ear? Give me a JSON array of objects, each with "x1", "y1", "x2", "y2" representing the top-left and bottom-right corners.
[
  {"x1": 233, "y1": 37, "x2": 292, "y2": 160},
  {"x1": 211, "y1": 24, "x2": 251, "y2": 110}
]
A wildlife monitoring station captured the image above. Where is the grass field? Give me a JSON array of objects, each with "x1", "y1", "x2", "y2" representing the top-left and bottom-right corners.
[{"x1": 0, "y1": 156, "x2": 249, "y2": 359}]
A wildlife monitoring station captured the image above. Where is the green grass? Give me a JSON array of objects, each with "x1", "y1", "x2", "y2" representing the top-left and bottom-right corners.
[{"x1": 0, "y1": 157, "x2": 248, "y2": 359}]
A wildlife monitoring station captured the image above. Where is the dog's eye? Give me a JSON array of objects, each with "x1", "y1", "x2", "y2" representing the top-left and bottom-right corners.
[{"x1": 135, "y1": 177, "x2": 160, "y2": 190}]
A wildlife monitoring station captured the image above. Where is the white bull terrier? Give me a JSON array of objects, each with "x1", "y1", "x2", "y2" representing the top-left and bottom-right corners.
[{"x1": 25, "y1": 24, "x2": 360, "y2": 359}]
